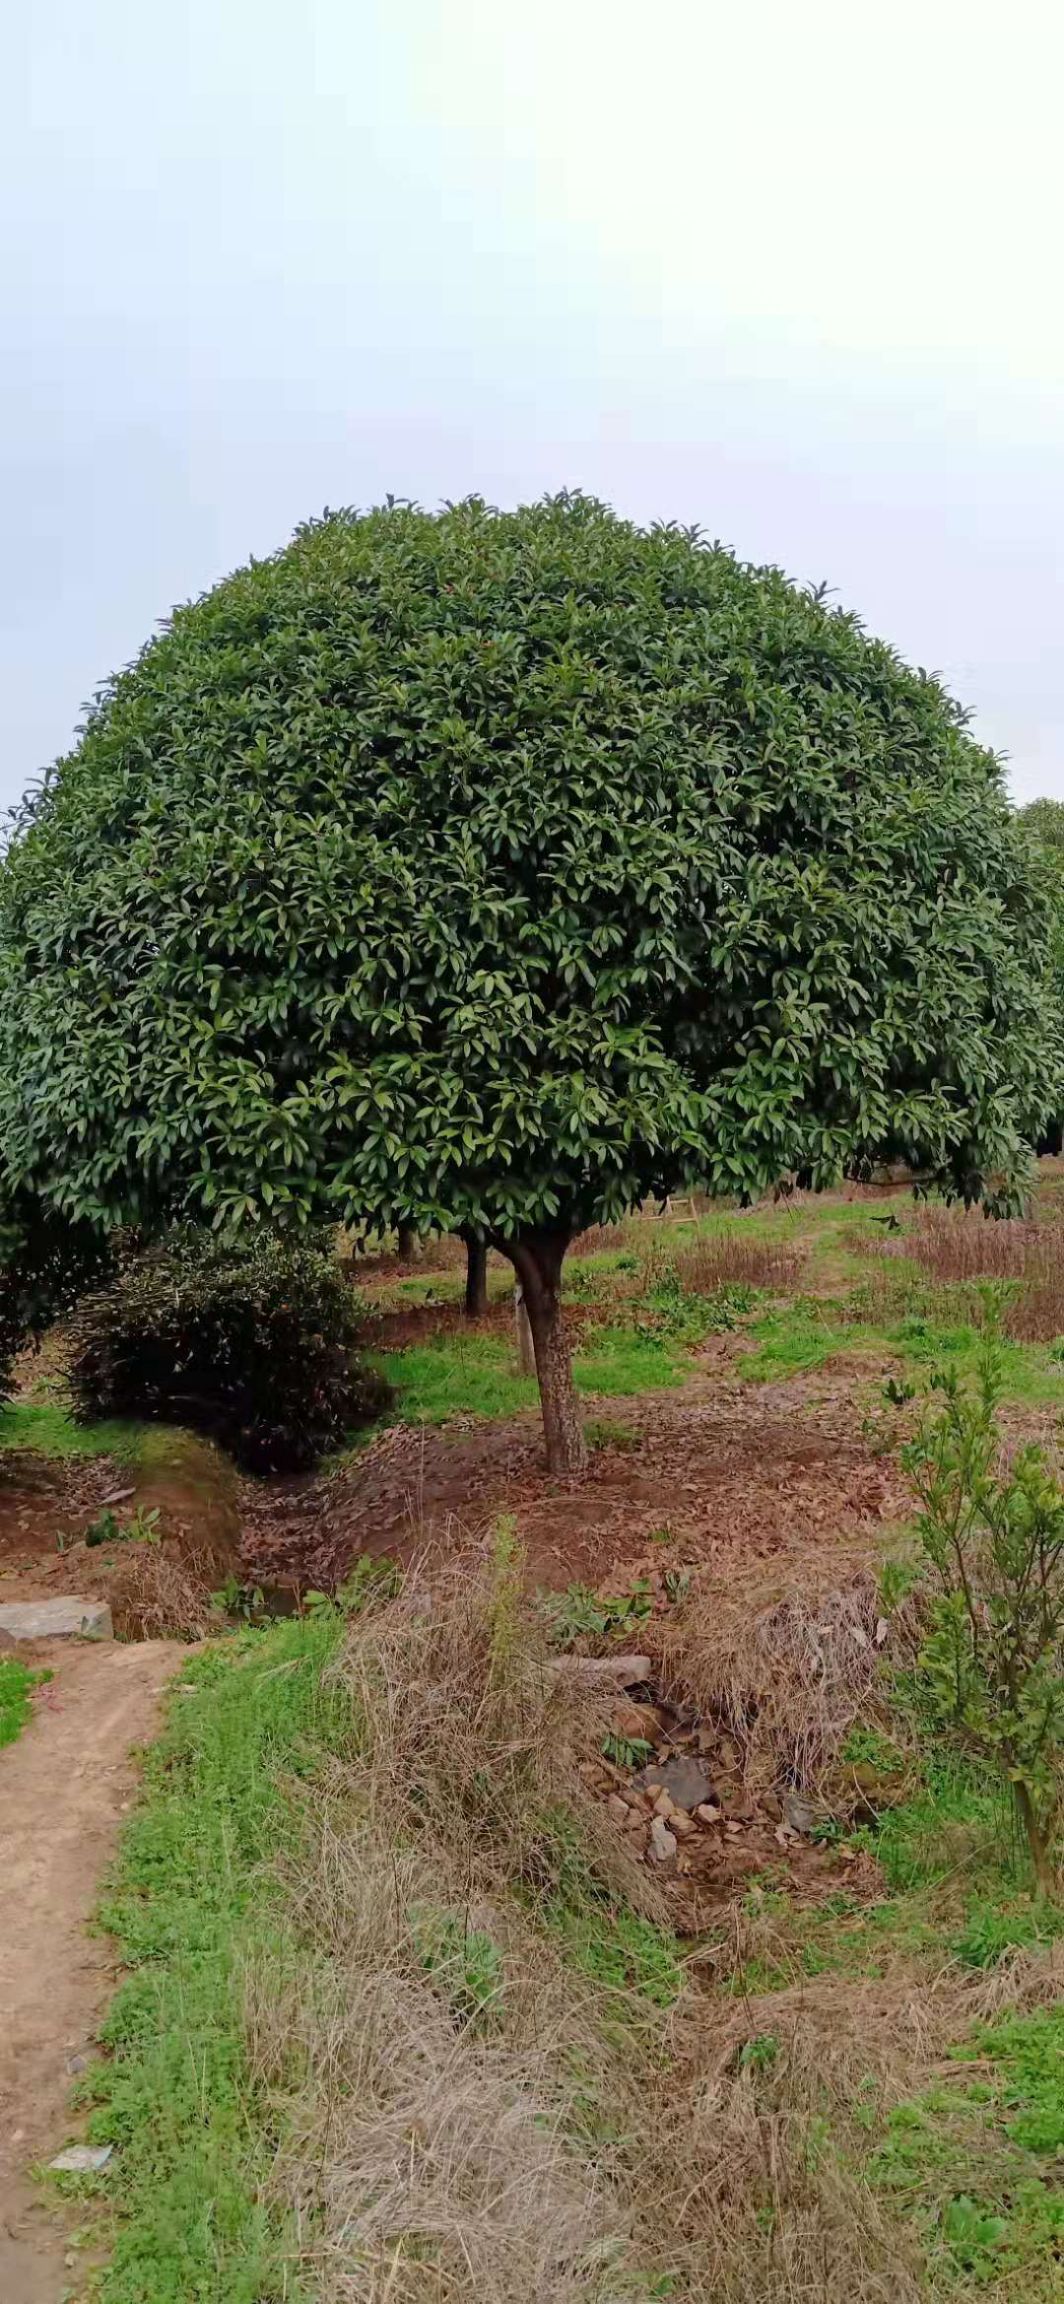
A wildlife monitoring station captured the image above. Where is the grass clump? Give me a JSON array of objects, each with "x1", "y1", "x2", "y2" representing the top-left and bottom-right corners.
[{"x1": 0, "y1": 1656, "x2": 50, "y2": 1749}]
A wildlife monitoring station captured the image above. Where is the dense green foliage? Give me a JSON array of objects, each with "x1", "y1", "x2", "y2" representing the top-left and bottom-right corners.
[
  {"x1": 67, "y1": 1230, "x2": 390, "y2": 1470},
  {"x1": 1016, "y1": 797, "x2": 1064, "y2": 857},
  {"x1": 0, "y1": 495, "x2": 1057, "y2": 1247},
  {"x1": 0, "y1": 1194, "x2": 112, "y2": 1403}
]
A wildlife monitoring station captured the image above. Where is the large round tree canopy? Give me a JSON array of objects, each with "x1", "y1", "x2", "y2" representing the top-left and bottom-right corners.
[{"x1": 0, "y1": 493, "x2": 1057, "y2": 1236}]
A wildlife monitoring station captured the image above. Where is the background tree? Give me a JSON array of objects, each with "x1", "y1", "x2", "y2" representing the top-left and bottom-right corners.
[
  {"x1": 0, "y1": 495, "x2": 1058, "y2": 1471},
  {"x1": 1016, "y1": 798, "x2": 1064, "y2": 1153}
]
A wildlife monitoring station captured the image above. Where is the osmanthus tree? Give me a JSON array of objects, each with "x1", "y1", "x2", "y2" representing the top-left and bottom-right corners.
[{"x1": 0, "y1": 494, "x2": 1058, "y2": 1472}]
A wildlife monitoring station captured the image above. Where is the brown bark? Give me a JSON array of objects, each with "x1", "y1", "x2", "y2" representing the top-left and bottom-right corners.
[
  {"x1": 502, "y1": 1229, "x2": 587, "y2": 1475},
  {"x1": 464, "y1": 1236, "x2": 489, "y2": 1318},
  {"x1": 1013, "y1": 1778, "x2": 1055, "y2": 1895},
  {"x1": 514, "y1": 1285, "x2": 536, "y2": 1373},
  {"x1": 396, "y1": 1222, "x2": 422, "y2": 1262}
]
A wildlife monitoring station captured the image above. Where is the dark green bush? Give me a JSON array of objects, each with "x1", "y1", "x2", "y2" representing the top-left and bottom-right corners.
[
  {"x1": 0, "y1": 1195, "x2": 113, "y2": 1408},
  {"x1": 67, "y1": 1229, "x2": 391, "y2": 1471}
]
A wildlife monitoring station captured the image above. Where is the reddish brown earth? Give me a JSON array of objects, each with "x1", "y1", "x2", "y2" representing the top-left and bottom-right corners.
[
  {"x1": 0, "y1": 1436, "x2": 240, "y2": 1629},
  {"x1": 240, "y1": 1368, "x2": 909, "y2": 1598}
]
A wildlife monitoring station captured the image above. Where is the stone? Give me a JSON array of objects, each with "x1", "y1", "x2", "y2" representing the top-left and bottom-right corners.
[
  {"x1": 639, "y1": 1754, "x2": 715, "y2": 1812},
  {"x1": 760, "y1": 1790, "x2": 783, "y2": 1823},
  {"x1": 550, "y1": 1652, "x2": 653, "y2": 1688},
  {"x1": 49, "y1": 2144, "x2": 113, "y2": 2174},
  {"x1": 781, "y1": 1789, "x2": 820, "y2": 1837},
  {"x1": 0, "y1": 1597, "x2": 113, "y2": 1644},
  {"x1": 648, "y1": 1816, "x2": 677, "y2": 1864},
  {"x1": 695, "y1": 1801, "x2": 722, "y2": 1826},
  {"x1": 607, "y1": 1794, "x2": 630, "y2": 1825}
]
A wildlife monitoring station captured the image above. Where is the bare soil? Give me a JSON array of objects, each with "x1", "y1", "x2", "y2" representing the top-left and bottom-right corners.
[
  {"x1": 241, "y1": 1368, "x2": 908, "y2": 1599},
  {"x1": 0, "y1": 1434, "x2": 240, "y2": 1634},
  {"x1": 0, "y1": 1637, "x2": 179, "y2": 2304}
]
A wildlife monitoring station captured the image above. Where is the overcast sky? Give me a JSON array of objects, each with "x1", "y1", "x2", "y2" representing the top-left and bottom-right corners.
[{"x1": 5, "y1": 1, "x2": 1062, "y2": 813}]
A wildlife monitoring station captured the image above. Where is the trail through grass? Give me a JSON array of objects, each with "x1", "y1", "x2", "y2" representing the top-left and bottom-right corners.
[{"x1": 71, "y1": 1615, "x2": 348, "y2": 2302}]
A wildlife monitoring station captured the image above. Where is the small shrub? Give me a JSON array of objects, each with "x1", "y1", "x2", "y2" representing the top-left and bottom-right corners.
[
  {"x1": 905, "y1": 1336, "x2": 1064, "y2": 1890},
  {"x1": 67, "y1": 1229, "x2": 392, "y2": 1471}
]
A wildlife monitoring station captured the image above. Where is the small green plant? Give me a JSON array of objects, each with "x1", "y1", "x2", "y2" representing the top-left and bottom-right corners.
[
  {"x1": 601, "y1": 1732, "x2": 654, "y2": 1769},
  {"x1": 543, "y1": 1579, "x2": 653, "y2": 1646},
  {"x1": 882, "y1": 1375, "x2": 916, "y2": 1406},
  {"x1": 738, "y1": 2032, "x2": 779, "y2": 2073},
  {"x1": 211, "y1": 1575, "x2": 266, "y2": 1623},
  {"x1": 84, "y1": 1503, "x2": 161, "y2": 1549},
  {"x1": 646, "y1": 1523, "x2": 673, "y2": 1545},
  {"x1": 904, "y1": 1335, "x2": 1064, "y2": 1891},
  {"x1": 940, "y1": 2194, "x2": 1008, "y2": 2273},
  {"x1": 879, "y1": 1557, "x2": 919, "y2": 1613},
  {"x1": 84, "y1": 1507, "x2": 122, "y2": 1549},
  {"x1": 413, "y1": 1908, "x2": 504, "y2": 2033}
]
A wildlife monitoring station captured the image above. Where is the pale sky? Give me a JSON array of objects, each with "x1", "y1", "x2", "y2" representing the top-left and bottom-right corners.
[{"x1": 4, "y1": 0, "x2": 1063, "y2": 812}]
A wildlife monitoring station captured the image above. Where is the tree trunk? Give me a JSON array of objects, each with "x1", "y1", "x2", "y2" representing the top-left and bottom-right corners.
[
  {"x1": 464, "y1": 1236, "x2": 489, "y2": 1318},
  {"x1": 1013, "y1": 1778, "x2": 1054, "y2": 1895},
  {"x1": 502, "y1": 1230, "x2": 587, "y2": 1475},
  {"x1": 514, "y1": 1285, "x2": 536, "y2": 1373},
  {"x1": 396, "y1": 1222, "x2": 421, "y2": 1262}
]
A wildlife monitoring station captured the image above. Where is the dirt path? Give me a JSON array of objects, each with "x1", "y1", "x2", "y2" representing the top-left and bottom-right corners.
[{"x1": 0, "y1": 1637, "x2": 180, "y2": 2303}]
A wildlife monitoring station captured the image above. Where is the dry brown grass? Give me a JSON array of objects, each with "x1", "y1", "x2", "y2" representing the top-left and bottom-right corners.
[
  {"x1": 657, "y1": 1568, "x2": 893, "y2": 1791},
  {"x1": 868, "y1": 1206, "x2": 1064, "y2": 1341},
  {"x1": 671, "y1": 1229, "x2": 802, "y2": 1296},
  {"x1": 239, "y1": 1550, "x2": 1020, "y2": 2304},
  {"x1": 109, "y1": 1539, "x2": 220, "y2": 1640}
]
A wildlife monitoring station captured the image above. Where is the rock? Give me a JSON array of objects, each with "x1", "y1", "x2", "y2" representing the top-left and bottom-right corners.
[
  {"x1": 49, "y1": 2144, "x2": 113, "y2": 2174},
  {"x1": 760, "y1": 1790, "x2": 783, "y2": 1823},
  {"x1": 648, "y1": 1816, "x2": 677, "y2": 1864},
  {"x1": 670, "y1": 1811, "x2": 695, "y2": 1838},
  {"x1": 607, "y1": 1794, "x2": 630, "y2": 1825},
  {"x1": 0, "y1": 1597, "x2": 113, "y2": 1644},
  {"x1": 625, "y1": 1805, "x2": 646, "y2": 1831},
  {"x1": 695, "y1": 1801, "x2": 722, "y2": 1825},
  {"x1": 548, "y1": 1653, "x2": 653, "y2": 1688},
  {"x1": 781, "y1": 1789, "x2": 820, "y2": 1837},
  {"x1": 638, "y1": 1754, "x2": 715, "y2": 1812}
]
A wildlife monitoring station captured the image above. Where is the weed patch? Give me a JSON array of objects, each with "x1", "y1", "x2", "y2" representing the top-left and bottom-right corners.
[{"x1": 0, "y1": 1656, "x2": 50, "y2": 1749}]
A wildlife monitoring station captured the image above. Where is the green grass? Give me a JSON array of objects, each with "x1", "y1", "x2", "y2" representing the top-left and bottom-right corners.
[
  {"x1": 0, "y1": 1398, "x2": 146, "y2": 1460},
  {"x1": 70, "y1": 1616, "x2": 349, "y2": 2302},
  {"x1": 872, "y1": 2005, "x2": 1064, "y2": 2290},
  {"x1": 0, "y1": 1656, "x2": 50, "y2": 1749},
  {"x1": 376, "y1": 1321, "x2": 695, "y2": 1426}
]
